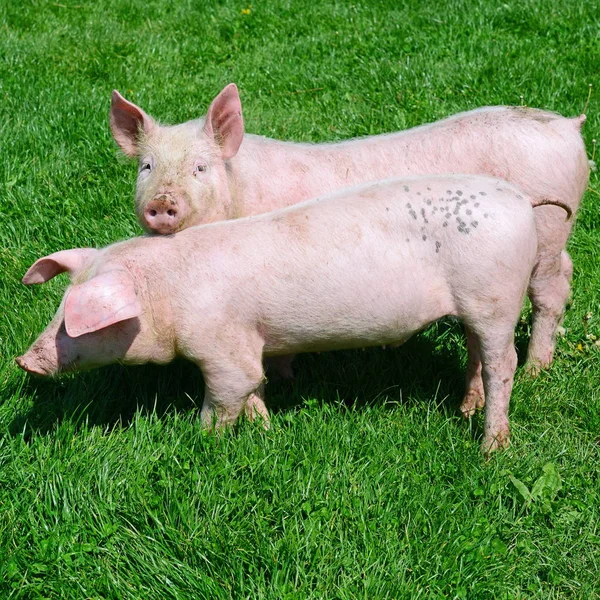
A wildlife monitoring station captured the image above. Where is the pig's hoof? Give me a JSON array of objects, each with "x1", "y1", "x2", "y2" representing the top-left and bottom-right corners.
[
  {"x1": 481, "y1": 429, "x2": 510, "y2": 455},
  {"x1": 245, "y1": 394, "x2": 271, "y2": 429},
  {"x1": 523, "y1": 359, "x2": 549, "y2": 378},
  {"x1": 459, "y1": 391, "x2": 485, "y2": 419},
  {"x1": 200, "y1": 411, "x2": 230, "y2": 432},
  {"x1": 524, "y1": 349, "x2": 553, "y2": 377}
]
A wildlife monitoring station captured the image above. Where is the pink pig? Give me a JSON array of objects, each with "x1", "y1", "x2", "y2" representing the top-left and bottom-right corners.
[
  {"x1": 16, "y1": 175, "x2": 570, "y2": 452},
  {"x1": 110, "y1": 85, "x2": 588, "y2": 372}
]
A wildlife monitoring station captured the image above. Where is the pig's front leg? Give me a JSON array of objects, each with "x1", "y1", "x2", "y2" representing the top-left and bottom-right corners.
[
  {"x1": 460, "y1": 326, "x2": 486, "y2": 418},
  {"x1": 244, "y1": 382, "x2": 270, "y2": 425},
  {"x1": 478, "y1": 331, "x2": 518, "y2": 454},
  {"x1": 199, "y1": 348, "x2": 268, "y2": 429}
]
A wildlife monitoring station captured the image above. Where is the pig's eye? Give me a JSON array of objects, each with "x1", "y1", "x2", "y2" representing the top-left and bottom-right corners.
[
  {"x1": 194, "y1": 164, "x2": 207, "y2": 176},
  {"x1": 138, "y1": 158, "x2": 154, "y2": 180}
]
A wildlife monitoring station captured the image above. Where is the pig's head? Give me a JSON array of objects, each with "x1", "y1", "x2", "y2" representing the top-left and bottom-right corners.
[
  {"x1": 16, "y1": 248, "x2": 157, "y2": 377},
  {"x1": 110, "y1": 83, "x2": 244, "y2": 234}
]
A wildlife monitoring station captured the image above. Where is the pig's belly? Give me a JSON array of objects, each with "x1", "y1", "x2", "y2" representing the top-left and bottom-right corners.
[
  {"x1": 263, "y1": 323, "x2": 428, "y2": 356},
  {"x1": 261, "y1": 279, "x2": 454, "y2": 356}
]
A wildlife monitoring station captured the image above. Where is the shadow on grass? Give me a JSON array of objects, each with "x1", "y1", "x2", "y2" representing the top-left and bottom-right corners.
[{"x1": 8, "y1": 318, "x2": 533, "y2": 440}]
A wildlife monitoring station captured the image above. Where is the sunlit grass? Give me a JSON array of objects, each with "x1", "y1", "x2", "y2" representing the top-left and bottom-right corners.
[{"x1": 1, "y1": 0, "x2": 599, "y2": 597}]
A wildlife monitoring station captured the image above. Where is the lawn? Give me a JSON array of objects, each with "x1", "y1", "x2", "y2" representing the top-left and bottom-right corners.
[{"x1": 1, "y1": 0, "x2": 599, "y2": 597}]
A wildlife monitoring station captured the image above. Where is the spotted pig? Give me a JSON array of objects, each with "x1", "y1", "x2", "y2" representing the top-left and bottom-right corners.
[{"x1": 17, "y1": 175, "x2": 566, "y2": 452}]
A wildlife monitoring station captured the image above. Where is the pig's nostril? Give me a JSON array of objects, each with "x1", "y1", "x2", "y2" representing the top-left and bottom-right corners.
[
  {"x1": 167, "y1": 209, "x2": 176, "y2": 217},
  {"x1": 149, "y1": 209, "x2": 157, "y2": 217}
]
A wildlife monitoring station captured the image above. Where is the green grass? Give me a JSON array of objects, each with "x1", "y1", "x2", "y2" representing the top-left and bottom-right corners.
[{"x1": 1, "y1": 0, "x2": 600, "y2": 597}]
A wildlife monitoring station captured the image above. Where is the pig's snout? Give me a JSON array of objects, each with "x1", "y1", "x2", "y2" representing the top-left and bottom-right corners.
[
  {"x1": 144, "y1": 194, "x2": 183, "y2": 234},
  {"x1": 16, "y1": 354, "x2": 51, "y2": 376},
  {"x1": 16, "y1": 336, "x2": 60, "y2": 377}
]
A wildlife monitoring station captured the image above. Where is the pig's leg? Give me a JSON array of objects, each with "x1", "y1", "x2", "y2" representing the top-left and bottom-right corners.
[
  {"x1": 199, "y1": 347, "x2": 268, "y2": 429},
  {"x1": 460, "y1": 327, "x2": 486, "y2": 418},
  {"x1": 476, "y1": 330, "x2": 518, "y2": 454},
  {"x1": 244, "y1": 381, "x2": 270, "y2": 424},
  {"x1": 526, "y1": 251, "x2": 572, "y2": 373},
  {"x1": 561, "y1": 250, "x2": 574, "y2": 284},
  {"x1": 265, "y1": 354, "x2": 295, "y2": 380}
]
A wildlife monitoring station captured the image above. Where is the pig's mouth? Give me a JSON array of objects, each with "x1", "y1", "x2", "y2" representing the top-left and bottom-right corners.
[{"x1": 148, "y1": 224, "x2": 180, "y2": 235}]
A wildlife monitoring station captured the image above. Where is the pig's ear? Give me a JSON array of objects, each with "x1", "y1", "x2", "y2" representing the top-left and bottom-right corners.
[
  {"x1": 23, "y1": 249, "x2": 99, "y2": 285},
  {"x1": 64, "y1": 270, "x2": 142, "y2": 338},
  {"x1": 204, "y1": 83, "x2": 244, "y2": 160},
  {"x1": 110, "y1": 90, "x2": 155, "y2": 157}
]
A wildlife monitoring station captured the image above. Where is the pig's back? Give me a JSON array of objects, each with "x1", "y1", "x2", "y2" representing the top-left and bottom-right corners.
[
  {"x1": 241, "y1": 106, "x2": 587, "y2": 216},
  {"x1": 179, "y1": 175, "x2": 537, "y2": 354}
]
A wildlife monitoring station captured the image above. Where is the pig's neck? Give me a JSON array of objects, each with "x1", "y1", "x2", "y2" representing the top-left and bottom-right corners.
[
  {"x1": 109, "y1": 239, "x2": 179, "y2": 364},
  {"x1": 228, "y1": 122, "x2": 476, "y2": 216}
]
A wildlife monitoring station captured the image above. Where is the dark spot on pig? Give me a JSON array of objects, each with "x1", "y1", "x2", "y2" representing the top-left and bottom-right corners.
[
  {"x1": 426, "y1": 199, "x2": 432, "y2": 205},
  {"x1": 471, "y1": 221, "x2": 478, "y2": 228},
  {"x1": 457, "y1": 190, "x2": 463, "y2": 196},
  {"x1": 466, "y1": 209, "x2": 472, "y2": 215},
  {"x1": 474, "y1": 202, "x2": 480, "y2": 207},
  {"x1": 496, "y1": 188, "x2": 503, "y2": 192},
  {"x1": 386, "y1": 207, "x2": 389, "y2": 211},
  {"x1": 516, "y1": 194, "x2": 523, "y2": 200},
  {"x1": 421, "y1": 208, "x2": 426, "y2": 218},
  {"x1": 406, "y1": 203, "x2": 411, "y2": 209},
  {"x1": 406, "y1": 238, "x2": 410, "y2": 243},
  {"x1": 435, "y1": 241, "x2": 441, "y2": 252},
  {"x1": 452, "y1": 196, "x2": 459, "y2": 202},
  {"x1": 404, "y1": 185, "x2": 410, "y2": 192},
  {"x1": 453, "y1": 207, "x2": 459, "y2": 215},
  {"x1": 443, "y1": 221, "x2": 448, "y2": 227},
  {"x1": 446, "y1": 190, "x2": 452, "y2": 195},
  {"x1": 427, "y1": 187, "x2": 431, "y2": 191},
  {"x1": 417, "y1": 191, "x2": 421, "y2": 196},
  {"x1": 424, "y1": 218, "x2": 429, "y2": 224},
  {"x1": 445, "y1": 212, "x2": 451, "y2": 219},
  {"x1": 433, "y1": 206, "x2": 438, "y2": 212},
  {"x1": 484, "y1": 213, "x2": 489, "y2": 218},
  {"x1": 461, "y1": 199, "x2": 468, "y2": 205},
  {"x1": 479, "y1": 191, "x2": 487, "y2": 196},
  {"x1": 470, "y1": 195, "x2": 476, "y2": 200},
  {"x1": 409, "y1": 210, "x2": 417, "y2": 220},
  {"x1": 422, "y1": 234, "x2": 427, "y2": 241}
]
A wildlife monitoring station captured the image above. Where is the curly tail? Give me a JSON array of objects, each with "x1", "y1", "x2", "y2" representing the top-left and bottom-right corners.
[{"x1": 530, "y1": 198, "x2": 572, "y2": 220}]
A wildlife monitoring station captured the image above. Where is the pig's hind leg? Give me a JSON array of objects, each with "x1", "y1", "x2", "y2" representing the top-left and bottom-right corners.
[
  {"x1": 526, "y1": 250, "x2": 572, "y2": 373},
  {"x1": 473, "y1": 326, "x2": 518, "y2": 454},
  {"x1": 460, "y1": 326, "x2": 486, "y2": 418}
]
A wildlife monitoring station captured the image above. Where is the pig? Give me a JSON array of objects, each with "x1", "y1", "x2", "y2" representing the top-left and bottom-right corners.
[
  {"x1": 17, "y1": 175, "x2": 570, "y2": 452},
  {"x1": 110, "y1": 84, "x2": 589, "y2": 372}
]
